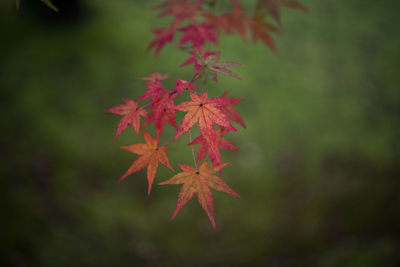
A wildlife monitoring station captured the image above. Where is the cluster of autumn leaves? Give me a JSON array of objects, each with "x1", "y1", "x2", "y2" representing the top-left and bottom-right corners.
[
  {"x1": 149, "y1": 0, "x2": 307, "y2": 56},
  {"x1": 106, "y1": 0, "x2": 306, "y2": 228}
]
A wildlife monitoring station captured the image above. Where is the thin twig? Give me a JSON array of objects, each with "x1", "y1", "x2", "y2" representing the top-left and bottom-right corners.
[{"x1": 186, "y1": 76, "x2": 200, "y2": 169}]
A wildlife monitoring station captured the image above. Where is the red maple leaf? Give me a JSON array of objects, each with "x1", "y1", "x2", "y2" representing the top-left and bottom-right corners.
[
  {"x1": 247, "y1": 15, "x2": 280, "y2": 53},
  {"x1": 204, "y1": 0, "x2": 248, "y2": 41},
  {"x1": 145, "y1": 93, "x2": 178, "y2": 139},
  {"x1": 190, "y1": 127, "x2": 239, "y2": 164},
  {"x1": 105, "y1": 98, "x2": 148, "y2": 140},
  {"x1": 178, "y1": 23, "x2": 217, "y2": 52},
  {"x1": 210, "y1": 92, "x2": 246, "y2": 128},
  {"x1": 147, "y1": 27, "x2": 175, "y2": 57},
  {"x1": 138, "y1": 80, "x2": 167, "y2": 107},
  {"x1": 156, "y1": 0, "x2": 202, "y2": 25},
  {"x1": 159, "y1": 161, "x2": 239, "y2": 228},
  {"x1": 120, "y1": 131, "x2": 173, "y2": 195},
  {"x1": 173, "y1": 80, "x2": 199, "y2": 95},
  {"x1": 141, "y1": 72, "x2": 170, "y2": 83},
  {"x1": 174, "y1": 91, "x2": 237, "y2": 143}
]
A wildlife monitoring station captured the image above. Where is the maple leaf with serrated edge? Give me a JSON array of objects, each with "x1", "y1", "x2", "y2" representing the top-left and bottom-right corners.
[
  {"x1": 120, "y1": 131, "x2": 173, "y2": 195},
  {"x1": 174, "y1": 91, "x2": 237, "y2": 143},
  {"x1": 173, "y1": 80, "x2": 199, "y2": 95},
  {"x1": 195, "y1": 51, "x2": 242, "y2": 82},
  {"x1": 204, "y1": 0, "x2": 248, "y2": 41},
  {"x1": 156, "y1": 0, "x2": 202, "y2": 25},
  {"x1": 178, "y1": 23, "x2": 217, "y2": 52},
  {"x1": 190, "y1": 127, "x2": 239, "y2": 164},
  {"x1": 138, "y1": 80, "x2": 167, "y2": 107},
  {"x1": 174, "y1": 91, "x2": 237, "y2": 166},
  {"x1": 159, "y1": 161, "x2": 239, "y2": 228},
  {"x1": 148, "y1": 27, "x2": 175, "y2": 57},
  {"x1": 145, "y1": 93, "x2": 178, "y2": 139},
  {"x1": 256, "y1": 0, "x2": 308, "y2": 26},
  {"x1": 105, "y1": 98, "x2": 148, "y2": 140},
  {"x1": 222, "y1": 0, "x2": 248, "y2": 41},
  {"x1": 210, "y1": 92, "x2": 246, "y2": 128},
  {"x1": 141, "y1": 72, "x2": 170, "y2": 83},
  {"x1": 247, "y1": 15, "x2": 281, "y2": 53},
  {"x1": 181, "y1": 50, "x2": 217, "y2": 78}
]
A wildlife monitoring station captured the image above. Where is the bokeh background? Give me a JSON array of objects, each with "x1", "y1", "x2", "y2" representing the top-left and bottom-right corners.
[{"x1": 1, "y1": 0, "x2": 400, "y2": 266}]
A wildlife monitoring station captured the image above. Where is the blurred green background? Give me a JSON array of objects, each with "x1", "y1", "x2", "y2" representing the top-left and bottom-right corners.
[{"x1": 1, "y1": 0, "x2": 400, "y2": 266}]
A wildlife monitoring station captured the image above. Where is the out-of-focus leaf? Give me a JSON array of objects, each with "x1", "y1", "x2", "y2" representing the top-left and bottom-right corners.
[{"x1": 41, "y1": 0, "x2": 58, "y2": 12}]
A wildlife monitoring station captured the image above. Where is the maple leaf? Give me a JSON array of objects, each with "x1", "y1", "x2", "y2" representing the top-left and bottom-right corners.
[
  {"x1": 120, "y1": 131, "x2": 173, "y2": 195},
  {"x1": 247, "y1": 15, "x2": 280, "y2": 53},
  {"x1": 145, "y1": 93, "x2": 178, "y2": 139},
  {"x1": 210, "y1": 92, "x2": 246, "y2": 129},
  {"x1": 105, "y1": 98, "x2": 148, "y2": 140},
  {"x1": 141, "y1": 72, "x2": 171, "y2": 83},
  {"x1": 173, "y1": 80, "x2": 199, "y2": 95},
  {"x1": 174, "y1": 91, "x2": 237, "y2": 143},
  {"x1": 202, "y1": 14, "x2": 228, "y2": 39},
  {"x1": 156, "y1": 0, "x2": 202, "y2": 25},
  {"x1": 194, "y1": 51, "x2": 242, "y2": 82},
  {"x1": 148, "y1": 27, "x2": 175, "y2": 57},
  {"x1": 159, "y1": 161, "x2": 239, "y2": 228},
  {"x1": 256, "y1": 0, "x2": 308, "y2": 26},
  {"x1": 190, "y1": 127, "x2": 239, "y2": 164},
  {"x1": 180, "y1": 50, "x2": 217, "y2": 78},
  {"x1": 204, "y1": 0, "x2": 248, "y2": 41},
  {"x1": 138, "y1": 80, "x2": 167, "y2": 107},
  {"x1": 222, "y1": 0, "x2": 248, "y2": 41},
  {"x1": 178, "y1": 23, "x2": 217, "y2": 52}
]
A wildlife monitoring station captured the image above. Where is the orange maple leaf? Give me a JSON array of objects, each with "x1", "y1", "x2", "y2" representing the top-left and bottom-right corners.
[
  {"x1": 159, "y1": 161, "x2": 239, "y2": 228},
  {"x1": 120, "y1": 131, "x2": 173, "y2": 195},
  {"x1": 174, "y1": 91, "x2": 237, "y2": 143},
  {"x1": 105, "y1": 98, "x2": 147, "y2": 140}
]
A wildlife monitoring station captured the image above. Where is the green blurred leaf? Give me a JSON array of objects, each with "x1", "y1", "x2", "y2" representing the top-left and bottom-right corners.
[{"x1": 41, "y1": 0, "x2": 58, "y2": 12}]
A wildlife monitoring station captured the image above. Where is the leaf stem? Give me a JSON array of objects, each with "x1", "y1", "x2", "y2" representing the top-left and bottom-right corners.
[
  {"x1": 188, "y1": 129, "x2": 198, "y2": 169},
  {"x1": 187, "y1": 74, "x2": 200, "y2": 169}
]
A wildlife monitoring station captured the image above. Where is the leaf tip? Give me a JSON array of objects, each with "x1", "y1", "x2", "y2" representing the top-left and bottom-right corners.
[
  {"x1": 118, "y1": 176, "x2": 126, "y2": 183},
  {"x1": 210, "y1": 218, "x2": 216, "y2": 229}
]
